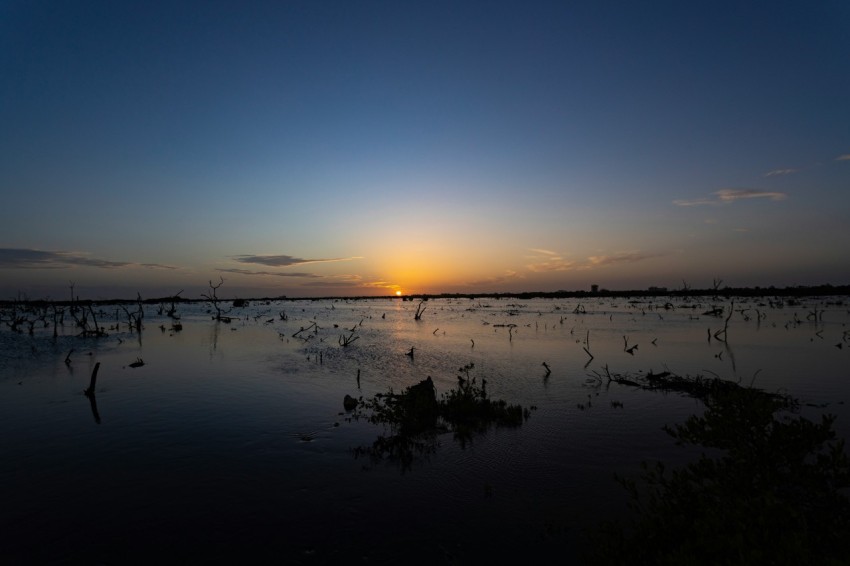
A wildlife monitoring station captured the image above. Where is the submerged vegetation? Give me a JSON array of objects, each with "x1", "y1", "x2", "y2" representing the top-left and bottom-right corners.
[
  {"x1": 584, "y1": 382, "x2": 850, "y2": 565},
  {"x1": 350, "y1": 364, "x2": 532, "y2": 469}
]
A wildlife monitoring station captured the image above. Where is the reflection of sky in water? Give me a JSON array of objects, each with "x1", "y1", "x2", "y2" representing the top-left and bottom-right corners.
[{"x1": 1, "y1": 297, "x2": 848, "y2": 562}]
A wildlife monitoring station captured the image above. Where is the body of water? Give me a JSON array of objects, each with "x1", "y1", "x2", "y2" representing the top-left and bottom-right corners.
[{"x1": 1, "y1": 295, "x2": 848, "y2": 563}]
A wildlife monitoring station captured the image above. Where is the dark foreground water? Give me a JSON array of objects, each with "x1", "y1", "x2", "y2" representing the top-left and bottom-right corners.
[{"x1": 1, "y1": 296, "x2": 848, "y2": 563}]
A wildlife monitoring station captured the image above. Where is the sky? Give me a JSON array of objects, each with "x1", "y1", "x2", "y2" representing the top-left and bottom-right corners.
[{"x1": 1, "y1": 0, "x2": 849, "y2": 300}]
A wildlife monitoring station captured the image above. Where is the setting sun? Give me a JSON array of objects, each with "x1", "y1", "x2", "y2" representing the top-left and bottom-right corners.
[{"x1": 395, "y1": 290, "x2": 402, "y2": 296}]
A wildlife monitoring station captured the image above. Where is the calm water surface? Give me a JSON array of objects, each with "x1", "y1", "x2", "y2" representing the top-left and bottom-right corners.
[{"x1": 1, "y1": 296, "x2": 848, "y2": 563}]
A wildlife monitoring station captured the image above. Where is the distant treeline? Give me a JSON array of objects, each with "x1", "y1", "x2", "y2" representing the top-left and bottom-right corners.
[{"x1": 2, "y1": 284, "x2": 849, "y2": 308}]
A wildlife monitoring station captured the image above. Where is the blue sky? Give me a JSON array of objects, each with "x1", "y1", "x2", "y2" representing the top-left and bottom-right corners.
[{"x1": 1, "y1": 0, "x2": 848, "y2": 299}]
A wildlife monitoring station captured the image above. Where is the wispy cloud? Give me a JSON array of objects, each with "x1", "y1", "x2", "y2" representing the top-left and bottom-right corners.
[
  {"x1": 672, "y1": 197, "x2": 715, "y2": 207},
  {"x1": 837, "y1": 154, "x2": 850, "y2": 161},
  {"x1": 763, "y1": 168, "x2": 798, "y2": 177},
  {"x1": 300, "y1": 274, "x2": 361, "y2": 287},
  {"x1": 217, "y1": 268, "x2": 321, "y2": 278},
  {"x1": 528, "y1": 248, "x2": 559, "y2": 257},
  {"x1": 526, "y1": 249, "x2": 575, "y2": 272},
  {"x1": 362, "y1": 280, "x2": 401, "y2": 292},
  {"x1": 466, "y1": 270, "x2": 524, "y2": 287},
  {"x1": 300, "y1": 280, "x2": 363, "y2": 288},
  {"x1": 523, "y1": 248, "x2": 661, "y2": 274},
  {"x1": 673, "y1": 189, "x2": 787, "y2": 207},
  {"x1": 717, "y1": 189, "x2": 787, "y2": 202},
  {"x1": 234, "y1": 254, "x2": 362, "y2": 267},
  {"x1": 527, "y1": 258, "x2": 575, "y2": 272},
  {"x1": 299, "y1": 275, "x2": 399, "y2": 292},
  {"x1": 586, "y1": 252, "x2": 661, "y2": 266},
  {"x1": 0, "y1": 248, "x2": 176, "y2": 270}
]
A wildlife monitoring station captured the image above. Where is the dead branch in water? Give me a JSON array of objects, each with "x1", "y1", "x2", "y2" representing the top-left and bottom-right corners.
[
  {"x1": 414, "y1": 301, "x2": 426, "y2": 320},
  {"x1": 339, "y1": 331, "x2": 359, "y2": 347},
  {"x1": 76, "y1": 305, "x2": 108, "y2": 337},
  {"x1": 713, "y1": 300, "x2": 734, "y2": 342},
  {"x1": 293, "y1": 321, "x2": 318, "y2": 339},
  {"x1": 201, "y1": 278, "x2": 231, "y2": 321},
  {"x1": 84, "y1": 362, "x2": 101, "y2": 397}
]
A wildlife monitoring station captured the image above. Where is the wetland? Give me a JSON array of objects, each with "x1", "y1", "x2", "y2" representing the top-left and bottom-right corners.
[{"x1": 1, "y1": 293, "x2": 849, "y2": 563}]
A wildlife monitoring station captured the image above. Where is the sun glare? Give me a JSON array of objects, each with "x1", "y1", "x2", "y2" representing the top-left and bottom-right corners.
[{"x1": 395, "y1": 290, "x2": 402, "y2": 296}]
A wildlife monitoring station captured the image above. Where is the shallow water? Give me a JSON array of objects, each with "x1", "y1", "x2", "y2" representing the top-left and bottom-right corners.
[{"x1": 1, "y1": 296, "x2": 848, "y2": 563}]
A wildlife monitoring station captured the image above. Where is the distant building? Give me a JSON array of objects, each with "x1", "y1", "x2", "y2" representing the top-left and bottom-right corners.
[{"x1": 591, "y1": 284, "x2": 599, "y2": 293}]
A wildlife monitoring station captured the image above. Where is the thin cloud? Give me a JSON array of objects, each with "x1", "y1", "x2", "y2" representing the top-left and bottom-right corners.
[
  {"x1": 763, "y1": 168, "x2": 798, "y2": 177},
  {"x1": 527, "y1": 249, "x2": 575, "y2": 272},
  {"x1": 0, "y1": 248, "x2": 176, "y2": 270},
  {"x1": 217, "y1": 268, "x2": 321, "y2": 278},
  {"x1": 586, "y1": 252, "x2": 661, "y2": 266},
  {"x1": 836, "y1": 154, "x2": 850, "y2": 161},
  {"x1": 528, "y1": 248, "x2": 559, "y2": 257},
  {"x1": 299, "y1": 276, "x2": 400, "y2": 293},
  {"x1": 716, "y1": 189, "x2": 786, "y2": 202},
  {"x1": 362, "y1": 280, "x2": 401, "y2": 291},
  {"x1": 300, "y1": 277, "x2": 397, "y2": 291},
  {"x1": 672, "y1": 197, "x2": 716, "y2": 207},
  {"x1": 300, "y1": 274, "x2": 363, "y2": 287},
  {"x1": 673, "y1": 189, "x2": 787, "y2": 207},
  {"x1": 527, "y1": 259, "x2": 575, "y2": 272},
  {"x1": 300, "y1": 280, "x2": 364, "y2": 288},
  {"x1": 234, "y1": 254, "x2": 362, "y2": 267},
  {"x1": 466, "y1": 270, "x2": 524, "y2": 287}
]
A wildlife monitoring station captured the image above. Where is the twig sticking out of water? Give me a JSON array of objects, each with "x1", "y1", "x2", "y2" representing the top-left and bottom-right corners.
[
  {"x1": 713, "y1": 300, "x2": 734, "y2": 342},
  {"x1": 202, "y1": 277, "x2": 232, "y2": 321},
  {"x1": 542, "y1": 362, "x2": 551, "y2": 378},
  {"x1": 84, "y1": 362, "x2": 100, "y2": 397},
  {"x1": 339, "y1": 331, "x2": 359, "y2": 347},
  {"x1": 292, "y1": 321, "x2": 318, "y2": 338},
  {"x1": 65, "y1": 349, "x2": 73, "y2": 366}
]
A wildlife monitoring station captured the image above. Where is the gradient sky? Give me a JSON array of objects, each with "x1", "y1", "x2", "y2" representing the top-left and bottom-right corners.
[{"x1": 2, "y1": 0, "x2": 849, "y2": 299}]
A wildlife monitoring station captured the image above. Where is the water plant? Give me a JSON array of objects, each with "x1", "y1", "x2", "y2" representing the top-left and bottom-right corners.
[
  {"x1": 584, "y1": 383, "x2": 850, "y2": 565},
  {"x1": 351, "y1": 366, "x2": 530, "y2": 469}
]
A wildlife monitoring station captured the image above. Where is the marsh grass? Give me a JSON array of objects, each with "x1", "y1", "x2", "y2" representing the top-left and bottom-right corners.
[
  {"x1": 584, "y1": 384, "x2": 850, "y2": 565},
  {"x1": 351, "y1": 365, "x2": 530, "y2": 469}
]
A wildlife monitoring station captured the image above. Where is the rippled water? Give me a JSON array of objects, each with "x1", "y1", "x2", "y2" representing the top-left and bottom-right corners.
[{"x1": 1, "y1": 296, "x2": 848, "y2": 563}]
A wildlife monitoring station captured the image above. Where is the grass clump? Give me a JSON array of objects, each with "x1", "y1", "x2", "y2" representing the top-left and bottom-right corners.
[
  {"x1": 352, "y1": 363, "x2": 531, "y2": 469},
  {"x1": 584, "y1": 385, "x2": 850, "y2": 565}
]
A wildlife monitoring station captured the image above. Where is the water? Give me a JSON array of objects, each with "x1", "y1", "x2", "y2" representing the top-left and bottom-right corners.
[{"x1": 1, "y1": 296, "x2": 848, "y2": 563}]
